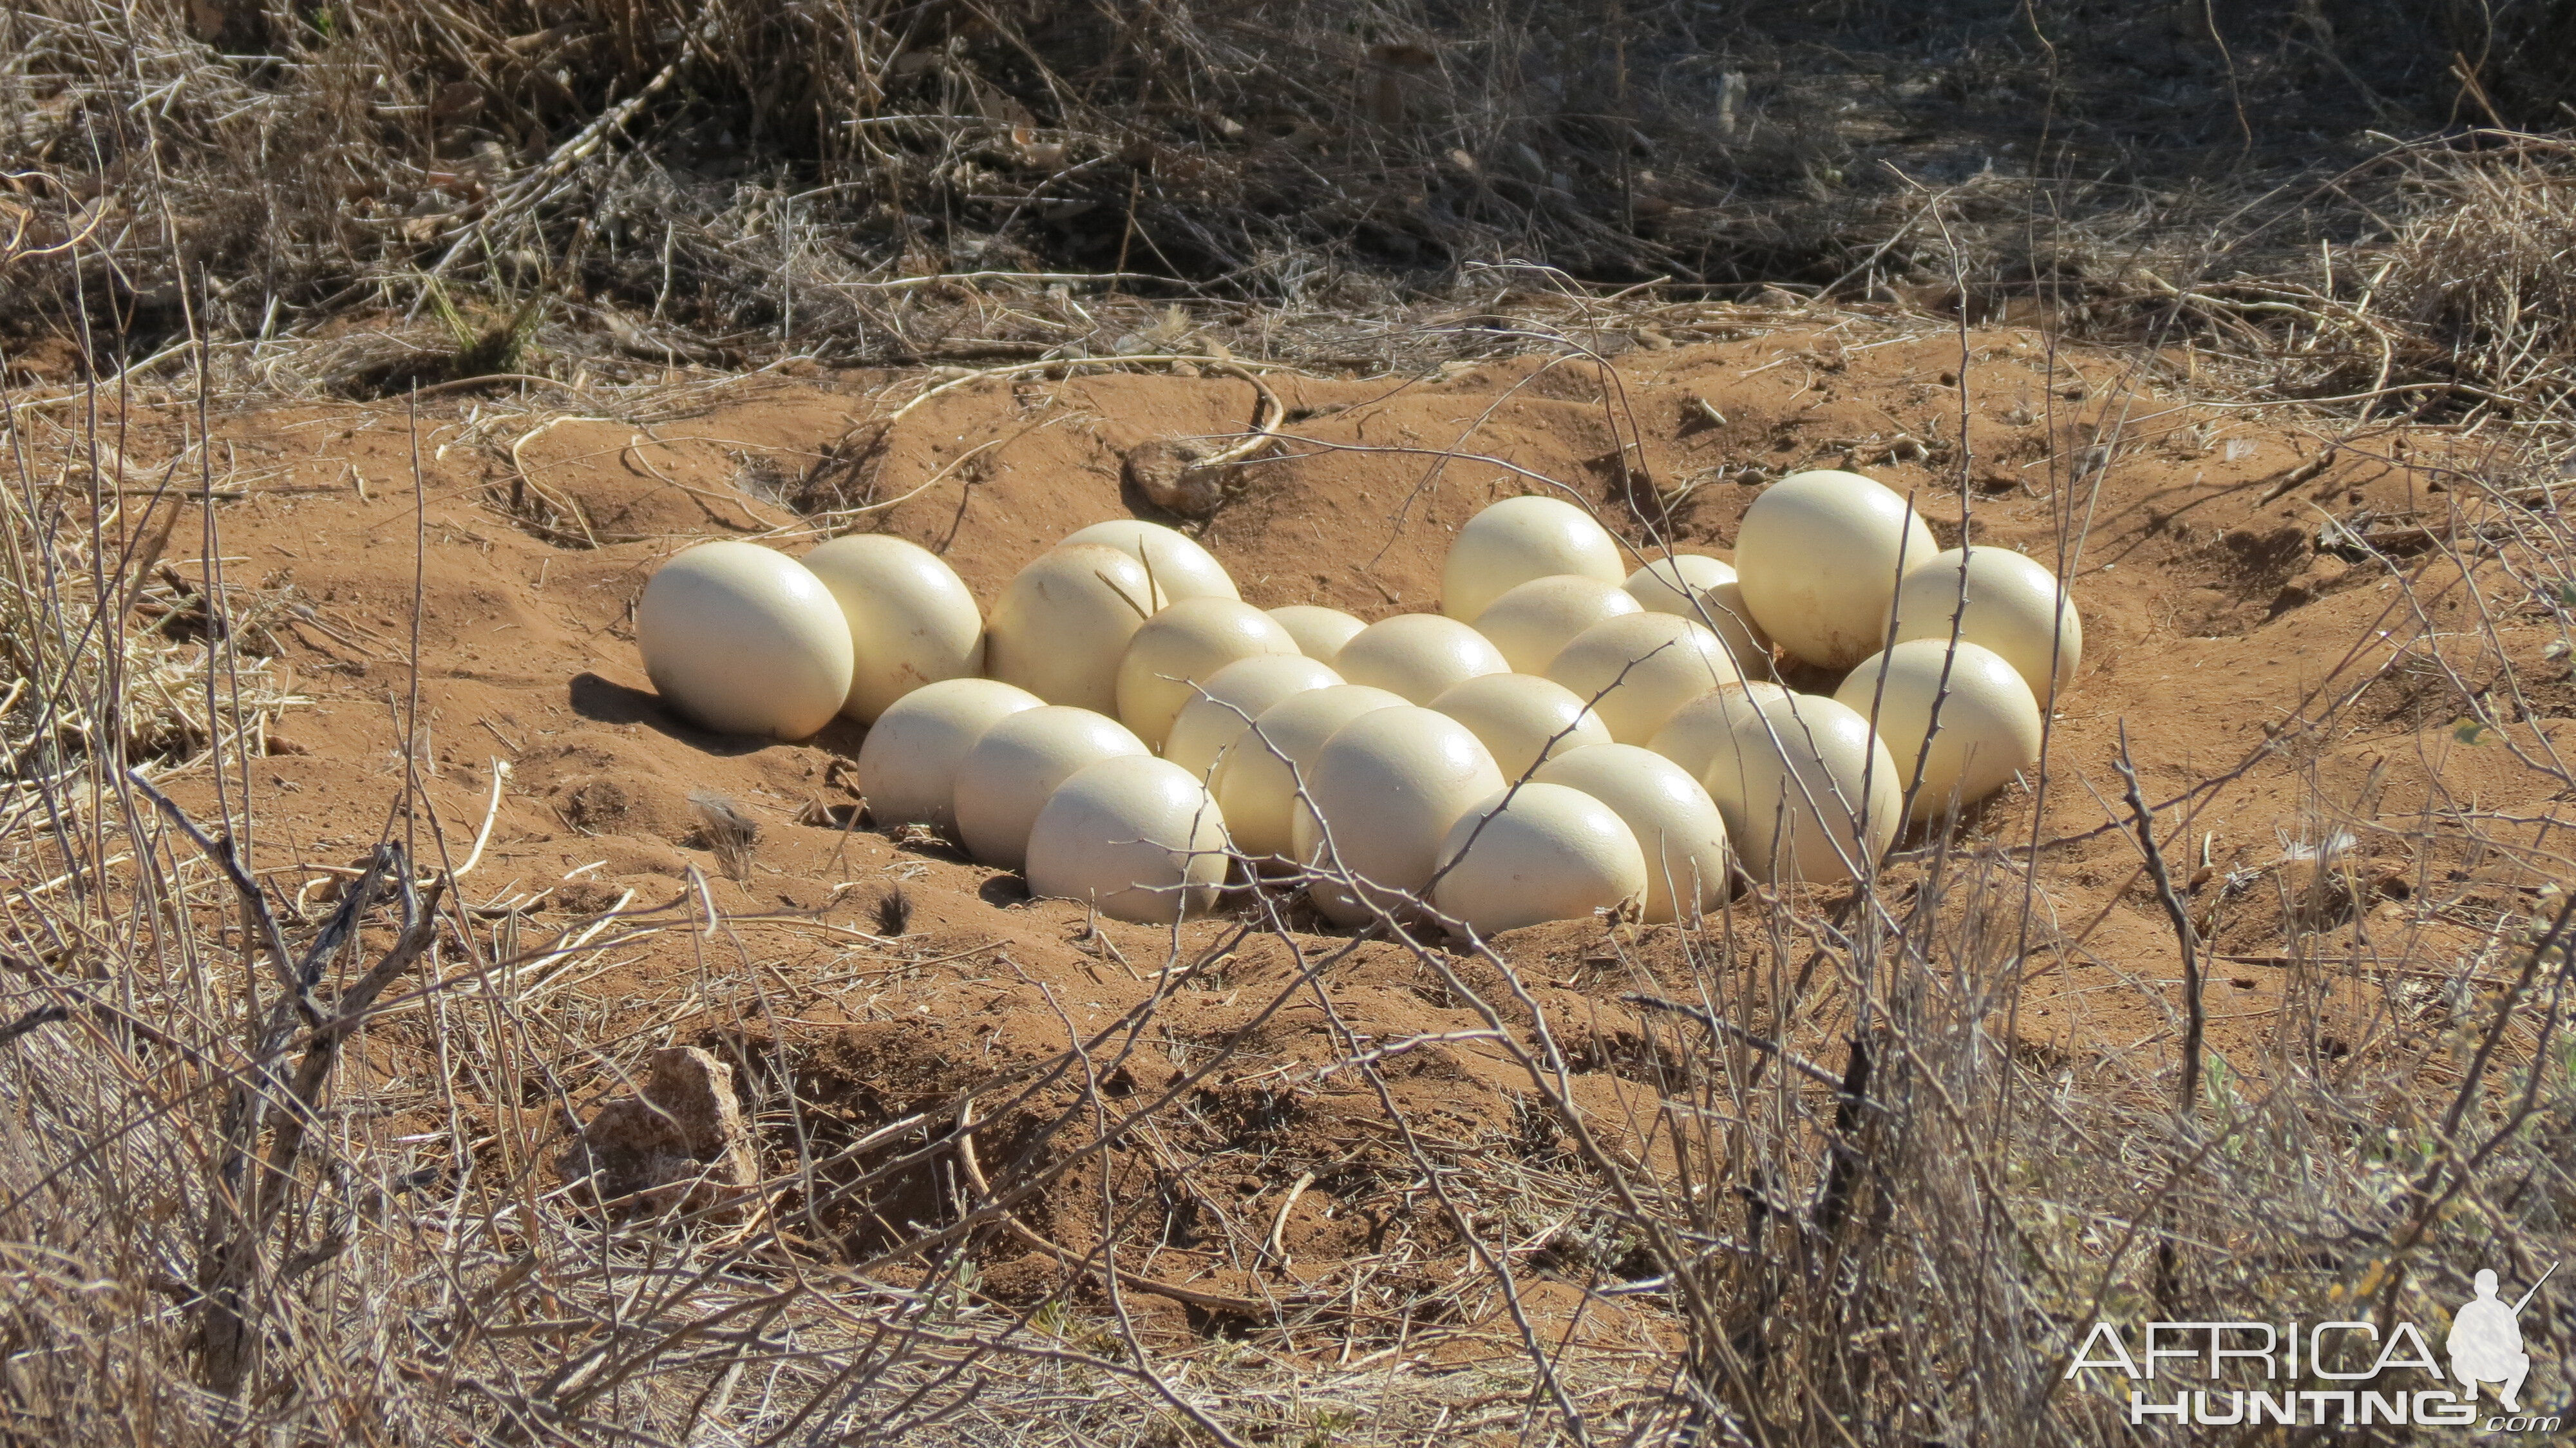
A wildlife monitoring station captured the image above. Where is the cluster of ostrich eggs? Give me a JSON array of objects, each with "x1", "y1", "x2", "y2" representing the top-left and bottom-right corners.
[{"x1": 633, "y1": 470, "x2": 2081, "y2": 932}]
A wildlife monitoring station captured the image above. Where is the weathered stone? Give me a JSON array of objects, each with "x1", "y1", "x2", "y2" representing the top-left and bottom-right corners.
[
  {"x1": 1122, "y1": 439, "x2": 1228, "y2": 517},
  {"x1": 560, "y1": 1046, "x2": 759, "y2": 1221}
]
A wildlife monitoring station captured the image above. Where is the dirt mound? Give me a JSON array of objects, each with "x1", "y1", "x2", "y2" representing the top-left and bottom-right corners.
[{"x1": 66, "y1": 316, "x2": 2574, "y2": 1345}]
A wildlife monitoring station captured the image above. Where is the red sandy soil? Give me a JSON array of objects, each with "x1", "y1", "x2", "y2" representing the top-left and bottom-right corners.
[{"x1": 22, "y1": 318, "x2": 2571, "y2": 1348}]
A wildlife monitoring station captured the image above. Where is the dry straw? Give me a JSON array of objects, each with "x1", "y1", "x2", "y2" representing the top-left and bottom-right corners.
[
  {"x1": 8, "y1": 0, "x2": 2569, "y2": 395},
  {"x1": 3, "y1": 5, "x2": 2576, "y2": 1443}
]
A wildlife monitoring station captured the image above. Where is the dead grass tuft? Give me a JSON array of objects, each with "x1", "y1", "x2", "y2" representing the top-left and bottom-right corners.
[
  {"x1": 686, "y1": 788, "x2": 759, "y2": 882},
  {"x1": 2340, "y1": 136, "x2": 2576, "y2": 415}
]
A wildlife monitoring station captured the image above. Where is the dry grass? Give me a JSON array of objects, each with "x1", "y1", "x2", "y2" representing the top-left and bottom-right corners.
[
  {"x1": 4, "y1": 8, "x2": 2576, "y2": 1443},
  {"x1": 6, "y1": 0, "x2": 2576, "y2": 394},
  {"x1": 2116, "y1": 133, "x2": 2576, "y2": 435}
]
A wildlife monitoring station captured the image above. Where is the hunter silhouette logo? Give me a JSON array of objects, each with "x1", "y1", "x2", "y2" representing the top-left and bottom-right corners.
[{"x1": 2452, "y1": 1263, "x2": 2553, "y2": 1414}]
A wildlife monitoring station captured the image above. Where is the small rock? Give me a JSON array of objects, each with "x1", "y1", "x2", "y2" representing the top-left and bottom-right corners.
[
  {"x1": 1123, "y1": 439, "x2": 1227, "y2": 517},
  {"x1": 560, "y1": 1046, "x2": 759, "y2": 1221}
]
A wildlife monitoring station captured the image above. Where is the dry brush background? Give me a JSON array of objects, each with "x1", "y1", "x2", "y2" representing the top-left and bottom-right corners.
[{"x1": 3, "y1": 1, "x2": 2575, "y2": 1445}]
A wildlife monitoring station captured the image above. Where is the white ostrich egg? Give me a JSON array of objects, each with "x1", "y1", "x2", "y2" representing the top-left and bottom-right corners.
[
  {"x1": 1025, "y1": 755, "x2": 1231, "y2": 924},
  {"x1": 1622, "y1": 553, "x2": 1736, "y2": 611},
  {"x1": 1735, "y1": 470, "x2": 1938, "y2": 669},
  {"x1": 1701, "y1": 689, "x2": 1900, "y2": 886},
  {"x1": 1624, "y1": 553, "x2": 1773, "y2": 676},
  {"x1": 1334, "y1": 613, "x2": 1510, "y2": 704},
  {"x1": 1471, "y1": 573, "x2": 1642, "y2": 674},
  {"x1": 1535, "y1": 743, "x2": 1731, "y2": 923},
  {"x1": 1211, "y1": 684, "x2": 1411, "y2": 860},
  {"x1": 1266, "y1": 604, "x2": 1367, "y2": 665},
  {"x1": 953, "y1": 706, "x2": 1149, "y2": 870},
  {"x1": 1291, "y1": 706, "x2": 1506, "y2": 925},
  {"x1": 1161, "y1": 654, "x2": 1343, "y2": 779},
  {"x1": 1428, "y1": 672, "x2": 1611, "y2": 780},
  {"x1": 1441, "y1": 495, "x2": 1626, "y2": 621},
  {"x1": 1432, "y1": 783, "x2": 1647, "y2": 935},
  {"x1": 1889, "y1": 546, "x2": 2084, "y2": 700},
  {"x1": 638, "y1": 540, "x2": 854, "y2": 740},
  {"x1": 799, "y1": 533, "x2": 985, "y2": 723},
  {"x1": 853, "y1": 676, "x2": 1043, "y2": 837},
  {"x1": 1835, "y1": 638, "x2": 2044, "y2": 821},
  {"x1": 1545, "y1": 611, "x2": 1743, "y2": 744},
  {"x1": 1060, "y1": 519, "x2": 1240, "y2": 601},
  {"x1": 1115, "y1": 597, "x2": 1302, "y2": 750},
  {"x1": 984, "y1": 543, "x2": 1168, "y2": 713},
  {"x1": 1646, "y1": 681, "x2": 1792, "y2": 783}
]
